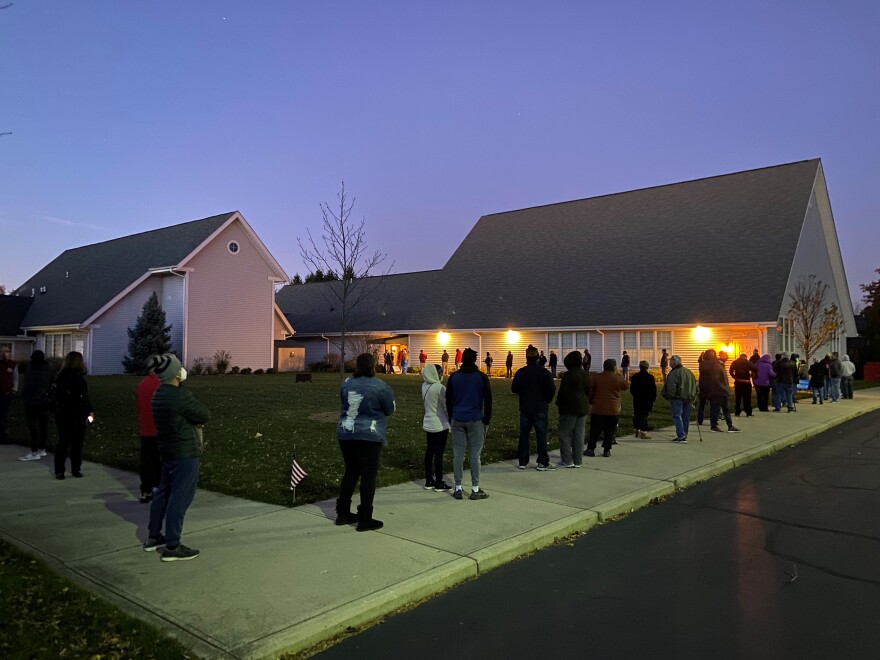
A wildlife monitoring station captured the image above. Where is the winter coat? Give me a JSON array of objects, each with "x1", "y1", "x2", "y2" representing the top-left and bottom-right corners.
[
  {"x1": 549, "y1": 353, "x2": 558, "y2": 367},
  {"x1": 589, "y1": 370, "x2": 629, "y2": 416},
  {"x1": 840, "y1": 356, "x2": 856, "y2": 378},
  {"x1": 338, "y1": 375, "x2": 395, "y2": 443},
  {"x1": 729, "y1": 356, "x2": 756, "y2": 384},
  {"x1": 152, "y1": 383, "x2": 210, "y2": 461},
  {"x1": 136, "y1": 374, "x2": 161, "y2": 437},
  {"x1": 422, "y1": 365, "x2": 450, "y2": 432},
  {"x1": 53, "y1": 368, "x2": 93, "y2": 420},
  {"x1": 776, "y1": 358, "x2": 796, "y2": 385},
  {"x1": 629, "y1": 369, "x2": 657, "y2": 411},
  {"x1": 20, "y1": 361, "x2": 52, "y2": 406},
  {"x1": 808, "y1": 362, "x2": 826, "y2": 388},
  {"x1": 512, "y1": 358, "x2": 556, "y2": 414},
  {"x1": 661, "y1": 364, "x2": 697, "y2": 402},
  {"x1": 506, "y1": 352, "x2": 514, "y2": 369},
  {"x1": 753, "y1": 355, "x2": 777, "y2": 387},
  {"x1": 446, "y1": 361, "x2": 492, "y2": 424},
  {"x1": 555, "y1": 352, "x2": 590, "y2": 416},
  {"x1": 829, "y1": 358, "x2": 843, "y2": 378},
  {"x1": 698, "y1": 358, "x2": 730, "y2": 401}
]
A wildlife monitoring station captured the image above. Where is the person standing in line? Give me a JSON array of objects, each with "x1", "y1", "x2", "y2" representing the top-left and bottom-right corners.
[
  {"x1": 629, "y1": 360, "x2": 657, "y2": 439},
  {"x1": 549, "y1": 350, "x2": 558, "y2": 378},
  {"x1": 399, "y1": 348, "x2": 409, "y2": 375},
  {"x1": 749, "y1": 349, "x2": 761, "y2": 366},
  {"x1": 445, "y1": 348, "x2": 492, "y2": 500},
  {"x1": 454, "y1": 348, "x2": 462, "y2": 371},
  {"x1": 555, "y1": 351, "x2": 589, "y2": 467},
  {"x1": 135, "y1": 360, "x2": 162, "y2": 503},
  {"x1": 0, "y1": 347, "x2": 18, "y2": 445},
  {"x1": 583, "y1": 349, "x2": 592, "y2": 372},
  {"x1": 840, "y1": 354, "x2": 856, "y2": 399},
  {"x1": 441, "y1": 349, "x2": 450, "y2": 376},
  {"x1": 484, "y1": 351, "x2": 493, "y2": 377},
  {"x1": 828, "y1": 352, "x2": 843, "y2": 403},
  {"x1": 661, "y1": 355, "x2": 697, "y2": 443},
  {"x1": 702, "y1": 350, "x2": 740, "y2": 432},
  {"x1": 586, "y1": 359, "x2": 629, "y2": 458},
  {"x1": 144, "y1": 354, "x2": 210, "y2": 560},
  {"x1": 505, "y1": 351, "x2": 514, "y2": 378},
  {"x1": 334, "y1": 353, "x2": 395, "y2": 531},
  {"x1": 538, "y1": 351, "x2": 548, "y2": 368},
  {"x1": 808, "y1": 358, "x2": 826, "y2": 405},
  {"x1": 422, "y1": 364, "x2": 451, "y2": 491},
  {"x1": 384, "y1": 350, "x2": 393, "y2": 374},
  {"x1": 770, "y1": 353, "x2": 783, "y2": 410},
  {"x1": 512, "y1": 345, "x2": 557, "y2": 470},
  {"x1": 18, "y1": 350, "x2": 51, "y2": 461},
  {"x1": 753, "y1": 354, "x2": 776, "y2": 412},
  {"x1": 660, "y1": 349, "x2": 669, "y2": 382},
  {"x1": 419, "y1": 349, "x2": 427, "y2": 370},
  {"x1": 697, "y1": 351, "x2": 709, "y2": 425},
  {"x1": 53, "y1": 351, "x2": 94, "y2": 479},
  {"x1": 729, "y1": 353, "x2": 756, "y2": 417},
  {"x1": 620, "y1": 351, "x2": 631, "y2": 381},
  {"x1": 822, "y1": 353, "x2": 832, "y2": 400},
  {"x1": 774, "y1": 352, "x2": 796, "y2": 412}
]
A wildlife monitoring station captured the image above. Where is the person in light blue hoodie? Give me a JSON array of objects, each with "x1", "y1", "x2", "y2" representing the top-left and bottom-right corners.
[{"x1": 336, "y1": 353, "x2": 395, "y2": 531}]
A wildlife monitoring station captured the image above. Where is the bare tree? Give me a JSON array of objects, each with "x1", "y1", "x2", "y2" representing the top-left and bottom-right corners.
[
  {"x1": 787, "y1": 275, "x2": 842, "y2": 362},
  {"x1": 0, "y1": 283, "x2": 6, "y2": 295},
  {"x1": 298, "y1": 181, "x2": 389, "y2": 379}
]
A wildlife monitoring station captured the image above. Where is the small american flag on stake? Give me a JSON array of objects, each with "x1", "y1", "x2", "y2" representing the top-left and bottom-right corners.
[{"x1": 290, "y1": 455, "x2": 307, "y2": 490}]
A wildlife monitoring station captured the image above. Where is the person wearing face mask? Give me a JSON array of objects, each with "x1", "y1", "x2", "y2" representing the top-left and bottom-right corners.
[{"x1": 143, "y1": 354, "x2": 210, "y2": 562}]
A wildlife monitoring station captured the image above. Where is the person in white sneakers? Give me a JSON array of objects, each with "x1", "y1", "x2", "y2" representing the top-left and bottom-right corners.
[
  {"x1": 422, "y1": 364, "x2": 451, "y2": 491},
  {"x1": 19, "y1": 350, "x2": 51, "y2": 461}
]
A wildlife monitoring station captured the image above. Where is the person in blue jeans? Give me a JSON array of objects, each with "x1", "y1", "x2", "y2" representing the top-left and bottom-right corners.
[
  {"x1": 445, "y1": 348, "x2": 492, "y2": 500},
  {"x1": 144, "y1": 354, "x2": 210, "y2": 561},
  {"x1": 512, "y1": 345, "x2": 557, "y2": 470},
  {"x1": 662, "y1": 355, "x2": 697, "y2": 443}
]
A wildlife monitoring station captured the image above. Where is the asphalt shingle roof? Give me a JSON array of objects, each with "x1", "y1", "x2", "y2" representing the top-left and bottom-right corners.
[
  {"x1": 0, "y1": 296, "x2": 33, "y2": 336},
  {"x1": 15, "y1": 213, "x2": 236, "y2": 327},
  {"x1": 279, "y1": 160, "x2": 820, "y2": 335}
]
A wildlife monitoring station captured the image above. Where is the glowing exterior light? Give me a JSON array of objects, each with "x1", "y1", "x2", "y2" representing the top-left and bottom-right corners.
[
  {"x1": 720, "y1": 344, "x2": 735, "y2": 356},
  {"x1": 437, "y1": 331, "x2": 450, "y2": 346},
  {"x1": 506, "y1": 330, "x2": 521, "y2": 345},
  {"x1": 693, "y1": 326, "x2": 711, "y2": 342}
]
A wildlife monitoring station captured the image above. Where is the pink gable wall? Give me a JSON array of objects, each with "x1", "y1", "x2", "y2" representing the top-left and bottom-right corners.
[{"x1": 185, "y1": 220, "x2": 276, "y2": 370}]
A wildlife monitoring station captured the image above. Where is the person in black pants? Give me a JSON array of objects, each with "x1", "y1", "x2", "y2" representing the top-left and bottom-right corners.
[
  {"x1": 729, "y1": 353, "x2": 757, "y2": 417},
  {"x1": 53, "y1": 351, "x2": 94, "y2": 479},
  {"x1": 19, "y1": 350, "x2": 52, "y2": 461}
]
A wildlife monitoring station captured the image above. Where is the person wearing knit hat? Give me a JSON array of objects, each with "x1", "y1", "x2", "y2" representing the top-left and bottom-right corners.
[
  {"x1": 445, "y1": 347, "x2": 492, "y2": 500},
  {"x1": 144, "y1": 353, "x2": 210, "y2": 561},
  {"x1": 661, "y1": 355, "x2": 698, "y2": 443},
  {"x1": 512, "y1": 344, "x2": 557, "y2": 470},
  {"x1": 629, "y1": 360, "x2": 656, "y2": 439}
]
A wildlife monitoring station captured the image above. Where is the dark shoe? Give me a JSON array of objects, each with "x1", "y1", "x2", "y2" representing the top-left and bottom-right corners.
[
  {"x1": 727, "y1": 426, "x2": 742, "y2": 433},
  {"x1": 516, "y1": 464, "x2": 527, "y2": 470},
  {"x1": 356, "y1": 505, "x2": 383, "y2": 532},
  {"x1": 469, "y1": 489, "x2": 489, "y2": 500},
  {"x1": 709, "y1": 427, "x2": 724, "y2": 433},
  {"x1": 536, "y1": 463, "x2": 556, "y2": 471},
  {"x1": 139, "y1": 492, "x2": 153, "y2": 504},
  {"x1": 143, "y1": 534, "x2": 166, "y2": 552},
  {"x1": 423, "y1": 479, "x2": 435, "y2": 490},
  {"x1": 161, "y1": 544, "x2": 200, "y2": 562},
  {"x1": 611, "y1": 439, "x2": 618, "y2": 445},
  {"x1": 335, "y1": 512, "x2": 358, "y2": 526},
  {"x1": 72, "y1": 471, "x2": 83, "y2": 478},
  {"x1": 672, "y1": 437, "x2": 688, "y2": 443},
  {"x1": 433, "y1": 480, "x2": 451, "y2": 492},
  {"x1": 602, "y1": 449, "x2": 611, "y2": 457},
  {"x1": 453, "y1": 489, "x2": 463, "y2": 500},
  {"x1": 55, "y1": 473, "x2": 65, "y2": 480},
  {"x1": 584, "y1": 449, "x2": 595, "y2": 457}
]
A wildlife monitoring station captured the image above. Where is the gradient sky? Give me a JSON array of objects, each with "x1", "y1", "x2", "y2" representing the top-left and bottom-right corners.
[{"x1": 2, "y1": 1, "x2": 878, "y2": 306}]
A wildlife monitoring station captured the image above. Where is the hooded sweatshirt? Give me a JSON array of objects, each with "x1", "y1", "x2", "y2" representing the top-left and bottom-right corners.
[
  {"x1": 446, "y1": 354, "x2": 492, "y2": 424},
  {"x1": 753, "y1": 354, "x2": 777, "y2": 387},
  {"x1": 512, "y1": 355, "x2": 556, "y2": 414},
  {"x1": 555, "y1": 351, "x2": 590, "y2": 416},
  {"x1": 422, "y1": 365, "x2": 450, "y2": 432},
  {"x1": 840, "y1": 355, "x2": 856, "y2": 378}
]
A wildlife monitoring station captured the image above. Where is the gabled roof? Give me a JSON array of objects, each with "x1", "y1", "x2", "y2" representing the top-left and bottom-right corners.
[
  {"x1": 278, "y1": 159, "x2": 823, "y2": 333},
  {"x1": 16, "y1": 212, "x2": 235, "y2": 327},
  {"x1": 0, "y1": 296, "x2": 33, "y2": 336}
]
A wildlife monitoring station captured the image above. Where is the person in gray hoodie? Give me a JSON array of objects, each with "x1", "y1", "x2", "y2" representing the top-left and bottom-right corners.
[
  {"x1": 554, "y1": 351, "x2": 590, "y2": 467},
  {"x1": 422, "y1": 364, "x2": 451, "y2": 491},
  {"x1": 840, "y1": 354, "x2": 856, "y2": 399}
]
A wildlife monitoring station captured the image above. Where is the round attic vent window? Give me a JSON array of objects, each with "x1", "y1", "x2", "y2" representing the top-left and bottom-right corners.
[{"x1": 227, "y1": 241, "x2": 240, "y2": 254}]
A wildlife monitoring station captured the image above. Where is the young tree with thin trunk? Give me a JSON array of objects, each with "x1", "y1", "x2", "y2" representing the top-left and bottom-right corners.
[
  {"x1": 787, "y1": 275, "x2": 842, "y2": 363},
  {"x1": 298, "y1": 181, "x2": 389, "y2": 380}
]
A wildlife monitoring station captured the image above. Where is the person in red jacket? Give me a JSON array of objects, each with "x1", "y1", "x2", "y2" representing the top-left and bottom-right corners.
[{"x1": 136, "y1": 362, "x2": 162, "y2": 503}]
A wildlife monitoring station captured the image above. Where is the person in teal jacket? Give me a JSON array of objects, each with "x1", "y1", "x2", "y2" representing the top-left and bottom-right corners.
[{"x1": 336, "y1": 353, "x2": 395, "y2": 531}]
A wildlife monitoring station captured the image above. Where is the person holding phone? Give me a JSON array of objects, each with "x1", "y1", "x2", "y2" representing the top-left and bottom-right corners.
[{"x1": 53, "y1": 351, "x2": 94, "y2": 479}]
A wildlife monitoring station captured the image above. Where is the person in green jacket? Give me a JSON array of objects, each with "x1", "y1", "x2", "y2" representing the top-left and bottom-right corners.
[
  {"x1": 661, "y1": 355, "x2": 697, "y2": 443},
  {"x1": 143, "y1": 354, "x2": 210, "y2": 562}
]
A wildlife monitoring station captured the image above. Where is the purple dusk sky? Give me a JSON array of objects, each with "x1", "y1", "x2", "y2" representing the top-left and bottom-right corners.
[{"x1": 1, "y1": 1, "x2": 878, "y2": 306}]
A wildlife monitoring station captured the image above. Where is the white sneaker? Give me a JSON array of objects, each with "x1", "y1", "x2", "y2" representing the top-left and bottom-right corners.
[
  {"x1": 19, "y1": 452, "x2": 41, "y2": 461},
  {"x1": 38, "y1": 450, "x2": 47, "y2": 458}
]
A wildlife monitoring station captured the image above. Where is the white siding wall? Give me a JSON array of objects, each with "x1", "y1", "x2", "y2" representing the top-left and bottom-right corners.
[
  {"x1": 273, "y1": 309, "x2": 289, "y2": 341},
  {"x1": 89, "y1": 278, "x2": 161, "y2": 375},
  {"x1": 186, "y1": 222, "x2": 277, "y2": 371},
  {"x1": 161, "y1": 275, "x2": 185, "y2": 358}
]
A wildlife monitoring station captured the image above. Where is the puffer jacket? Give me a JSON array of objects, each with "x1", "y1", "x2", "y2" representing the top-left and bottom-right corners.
[
  {"x1": 152, "y1": 383, "x2": 211, "y2": 461},
  {"x1": 555, "y1": 351, "x2": 590, "y2": 416},
  {"x1": 589, "y1": 370, "x2": 629, "y2": 416},
  {"x1": 422, "y1": 364, "x2": 450, "y2": 432},
  {"x1": 661, "y1": 364, "x2": 697, "y2": 402},
  {"x1": 753, "y1": 355, "x2": 777, "y2": 387}
]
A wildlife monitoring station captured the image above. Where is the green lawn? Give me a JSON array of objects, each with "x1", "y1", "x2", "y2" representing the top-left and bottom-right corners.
[
  {"x1": 0, "y1": 538, "x2": 190, "y2": 659},
  {"x1": 8, "y1": 373, "x2": 878, "y2": 507}
]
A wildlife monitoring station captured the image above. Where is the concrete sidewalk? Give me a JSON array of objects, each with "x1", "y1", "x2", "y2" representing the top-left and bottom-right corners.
[{"x1": 2, "y1": 390, "x2": 879, "y2": 658}]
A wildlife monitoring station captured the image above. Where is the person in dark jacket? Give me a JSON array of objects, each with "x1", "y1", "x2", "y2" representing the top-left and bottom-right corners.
[
  {"x1": 699, "y1": 350, "x2": 740, "y2": 432},
  {"x1": 335, "y1": 353, "x2": 395, "y2": 530},
  {"x1": 484, "y1": 351, "x2": 493, "y2": 376},
  {"x1": 808, "y1": 358, "x2": 825, "y2": 405},
  {"x1": 620, "y1": 351, "x2": 631, "y2": 380},
  {"x1": 505, "y1": 351, "x2": 514, "y2": 378},
  {"x1": 0, "y1": 347, "x2": 18, "y2": 445},
  {"x1": 828, "y1": 352, "x2": 843, "y2": 403},
  {"x1": 53, "y1": 351, "x2": 94, "y2": 479},
  {"x1": 555, "y1": 351, "x2": 589, "y2": 467},
  {"x1": 774, "y1": 352, "x2": 796, "y2": 412},
  {"x1": 446, "y1": 348, "x2": 492, "y2": 500},
  {"x1": 749, "y1": 349, "x2": 761, "y2": 366},
  {"x1": 629, "y1": 360, "x2": 657, "y2": 439},
  {"x1": 549, "y1": 351, "x2": 558, "y2": 378},
  {"x1": 538, "y1": 351, "x2": 548, "y2": 368},
  {"x1": 19, "y1": 350, "x2": 52, "y2": 461},
  {"x1": 729, "y1": 353, "x2": 757, "y2": 417},
  {"x1": 144, "y1": 354, "x2": 210, "y2": 561},
  {"x1": 660, "y1": 349, "x2": 669, "y2": 381},
  {"x1": 512, "y1": 345, "x2": 557, "y2": 470},
  {"x1": 583, "y1": 349, "x2": 592, "y2": 372}
]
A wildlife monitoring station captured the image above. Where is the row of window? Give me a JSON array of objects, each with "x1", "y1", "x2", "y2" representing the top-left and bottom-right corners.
[
  {"x1": 546, "y1": 330, "x2": 672, "y2": 367},
  {"x1": 44, "y1": 333, "x2": 72, "y2": 358}
]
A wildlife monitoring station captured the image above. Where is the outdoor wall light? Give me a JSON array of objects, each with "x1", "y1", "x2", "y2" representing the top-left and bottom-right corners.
[
  {"x1": 693, "y1": 326, "x2": 711, "y2": 342},
  {"x1": 437, "y1": 331, "x2": 450, "y2": 346},
  {"x1": 506, "y1": 330, "x2": 521, "y2": 344}
]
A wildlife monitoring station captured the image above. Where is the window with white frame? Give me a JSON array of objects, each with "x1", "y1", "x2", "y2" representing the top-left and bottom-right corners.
[
  {"x1": 620, "y1": 330, "x2": 673, "y2": 367},
  {"x1": 623, "y1": 332, "x2": 638, "y2": 361},
  {"x1": 640, "y1": 332, "x2": 655, "y2": 366},
  {"x1": 44, "y1": 333, "x2": 72, "y2": 358},
  {"x1": 576, "y1": 332, "x2": 589, "y2": 350},
  {"x1": 547, "y1": 333, "x2": 559, "y2": 351}
]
